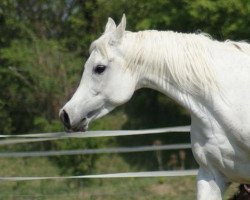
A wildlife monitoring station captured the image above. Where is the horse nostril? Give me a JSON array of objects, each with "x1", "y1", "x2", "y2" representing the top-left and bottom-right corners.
[{"x1": 60, "y1": 109, "x2": 71, "y2": 129}]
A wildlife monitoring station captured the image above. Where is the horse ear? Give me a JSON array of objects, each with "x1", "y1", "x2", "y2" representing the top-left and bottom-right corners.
[
  {"x1": 113, "y1": 14, "x2": 126, "y2": 42},
  {"x1": 104, "y1": 17, "x2": 116, "y2": 33}
]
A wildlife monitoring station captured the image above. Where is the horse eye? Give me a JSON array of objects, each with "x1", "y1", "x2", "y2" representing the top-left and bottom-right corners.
[{"x1": 94, "y1": 65, "x2": 106, "y2": 75}]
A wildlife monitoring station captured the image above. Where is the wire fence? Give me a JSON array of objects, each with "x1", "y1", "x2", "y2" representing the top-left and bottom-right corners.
[{"x1": 0, "y1": 125, "x2": 197, "y2": 181}]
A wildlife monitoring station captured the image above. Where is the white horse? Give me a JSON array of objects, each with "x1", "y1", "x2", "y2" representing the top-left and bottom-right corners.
[{"x1": 60, "y1": 15, "x2": 250, "y2": 200}]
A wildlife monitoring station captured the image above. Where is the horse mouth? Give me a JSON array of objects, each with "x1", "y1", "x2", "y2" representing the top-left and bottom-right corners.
[
  {"x1": 64, "y1": 124, "x2": 88, "y2": 133},
  {"x1": 65, "y1": 118, "x2": 89, "y2": 133},
  {"x1": 64, "y1": 108, "x2": 101, "y2": 133},
  {"x1": 87, "y1": 108, "x2": 101, "y2": 119},
  {"x1": 61, "y1": 106, "x2": 106, "y2": 133}
]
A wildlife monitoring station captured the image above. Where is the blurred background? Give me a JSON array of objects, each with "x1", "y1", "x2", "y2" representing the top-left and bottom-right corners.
[{"x1": 0, "y1": 0, "x2": 249, "y2": 199}]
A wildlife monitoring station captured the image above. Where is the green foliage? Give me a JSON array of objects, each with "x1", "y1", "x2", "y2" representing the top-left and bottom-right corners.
[
  {"x1": 0, "y1": 99, "x2": 12, "y2": 134},
  {"x1": 0, "y1": 38, "x2": 82, "y2": 133}
]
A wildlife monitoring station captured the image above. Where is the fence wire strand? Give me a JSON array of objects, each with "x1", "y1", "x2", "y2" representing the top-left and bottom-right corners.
[
  {"x1": 0, "y1": 143, "x2": 191, "y2": 157},
  {"x1": 0, "y1": 125, "x2": 190, "y2": 145},
  {"x1": 0, "y1": 169, "x2": 198, "y2": 181}
]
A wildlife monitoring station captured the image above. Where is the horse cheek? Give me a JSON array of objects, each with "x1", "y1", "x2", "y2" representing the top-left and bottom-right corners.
[{"x1": 105, "y1": 81, "x2": 134, "y2": 105}]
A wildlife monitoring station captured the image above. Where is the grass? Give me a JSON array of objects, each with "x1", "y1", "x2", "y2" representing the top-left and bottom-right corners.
[{"x1": 0, "y1": 157, "x2": 239, "y2": 200}]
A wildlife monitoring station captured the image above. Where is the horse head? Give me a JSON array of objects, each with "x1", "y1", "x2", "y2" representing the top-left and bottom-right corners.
[{"x1": 59, "y1": 15, "x2": 137, "y2": 131}]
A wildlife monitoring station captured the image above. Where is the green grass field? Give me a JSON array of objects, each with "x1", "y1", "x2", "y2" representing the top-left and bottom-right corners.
[{"x1": 0, "y1": 157, "x2": 238, "y2": 200}]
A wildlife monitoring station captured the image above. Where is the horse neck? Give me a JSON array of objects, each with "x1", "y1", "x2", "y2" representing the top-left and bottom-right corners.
[
  {"x1": 124, "y1": 31, "x2": 215, "y2": 116},
  {"x1": 137, "y1": 68, "x2": 204, "y2": 117}
]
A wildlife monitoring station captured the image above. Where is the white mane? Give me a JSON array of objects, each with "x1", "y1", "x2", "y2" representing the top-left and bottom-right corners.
[
  {"x1": 123, "y1": 31, "x2": 219, "y2": 94},
  {"x1": 92, "y1": 30, "x2": 250, "y2": 95}
]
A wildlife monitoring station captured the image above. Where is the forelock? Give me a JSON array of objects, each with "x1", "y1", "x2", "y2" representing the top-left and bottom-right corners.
[{"x1": 89, "y1": 37, "x2": 109, "y2": 57}]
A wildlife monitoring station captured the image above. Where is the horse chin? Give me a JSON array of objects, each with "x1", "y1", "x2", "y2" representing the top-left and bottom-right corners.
[{"x1": 76, "y1": 123, "x2": 89, "y2": 132}]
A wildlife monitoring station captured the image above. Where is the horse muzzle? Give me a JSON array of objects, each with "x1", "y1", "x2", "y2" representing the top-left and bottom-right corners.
[{"x1": 59, "y1": 109, "x2": 88, "y2": 132}]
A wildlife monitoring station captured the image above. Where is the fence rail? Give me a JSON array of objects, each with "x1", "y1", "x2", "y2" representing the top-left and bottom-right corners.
[
  {"x1": 0, "y1": 143, "x2": 191, "y2": 157},
  {"x1": 0, "y1": 125, "x2": 190, "y2": 145},
  {"x1": 0, "y1": 169, "x2": 198, "y2": 181},
  {"x1": 0, "y1": 125, "x2": 195, "y2": 181},
  {"x1": 0, "y1": 126, "x2": 190, "y2": 138}
]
